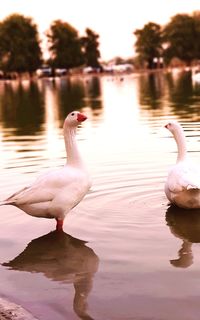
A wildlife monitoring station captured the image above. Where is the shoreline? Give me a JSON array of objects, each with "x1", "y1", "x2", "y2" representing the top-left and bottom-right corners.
[
  {"x1": 0, "y1": 298, "x2": 38, "y2": 320},
  {"x1": 0, "y1": 66, "x2": 193, "y2": 83}
]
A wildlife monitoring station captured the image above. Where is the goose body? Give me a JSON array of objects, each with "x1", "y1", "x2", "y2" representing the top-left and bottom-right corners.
[
  {"x1": 0, "y1": 111, "x2": 91, "y2": 230},
  {"x1": 165, "y1": 120, "x2": 200, "y2": 209}
]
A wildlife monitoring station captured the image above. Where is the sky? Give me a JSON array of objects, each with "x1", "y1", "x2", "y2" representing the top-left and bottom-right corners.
[{"x1": 0, "y1": 0, "x2": 200, "y2": 61}]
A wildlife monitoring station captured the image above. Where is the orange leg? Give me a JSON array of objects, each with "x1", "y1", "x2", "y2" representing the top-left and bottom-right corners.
[{"x1": 56, "y1": 218, "x2": 63, "y2": 231}]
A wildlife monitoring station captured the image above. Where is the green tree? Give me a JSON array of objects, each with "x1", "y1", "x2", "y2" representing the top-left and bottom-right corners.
[
  {"x1": 134, "y1": 22, "x2": 162, "y2": 69},
  {"x1": 162, "y1": 14, "x2": 197, "y2": 65},
  {"x1": 81, "y1": 28, "x2": 101, "y2": 68},
  {"x1": 192, "y1": 11, "x2": 200, "y2": 61},
  {"x1": 0, "y1": 14, "x2": 42, "y2": 74},
  {"x1": 47, "y1": 20, "x2": 84, "y2": 69}
]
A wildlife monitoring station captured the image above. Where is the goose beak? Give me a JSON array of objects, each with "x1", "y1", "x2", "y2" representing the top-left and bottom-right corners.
[
  {"x1": 77, "y1": 113, "x2": 87, "y2": 122},
  {"x1": 165, "y1": 124, "x2": 168, "y2": 129}
]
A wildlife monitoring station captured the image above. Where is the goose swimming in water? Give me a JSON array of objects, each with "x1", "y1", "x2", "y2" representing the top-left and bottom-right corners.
[{"x1": 165, "y1": 120, "x2": 200, "y2": 209}]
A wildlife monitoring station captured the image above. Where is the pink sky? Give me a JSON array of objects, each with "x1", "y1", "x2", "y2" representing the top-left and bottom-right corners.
[{"x1": 0, "y1": 0, "x2": 200, "y2": 60}]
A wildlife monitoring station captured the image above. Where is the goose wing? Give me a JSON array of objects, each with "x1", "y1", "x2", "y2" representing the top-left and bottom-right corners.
[
  {"x1": 4, "y1": 167, "x2": 77, "y2": 206},
  {"x1": 167, "y1": 161, "x2": 200, "y2": 193}
]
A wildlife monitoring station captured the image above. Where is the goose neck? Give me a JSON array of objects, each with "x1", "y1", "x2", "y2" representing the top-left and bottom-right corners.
[
  {"x1": 174, "y1": 128, "x2": 187, "y2": 162},
  {"x1": 64, "y1": 126, "x2": 83, "y2": 166}
]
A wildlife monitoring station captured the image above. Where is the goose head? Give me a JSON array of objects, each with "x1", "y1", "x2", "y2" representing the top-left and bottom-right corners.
[
  {"x1": 64, "y1": 111, "x2": 87, "y2": 128},
  {"x1": 63, "y1": 111, "x2": 88, "y2": 166},
  {"x1": 164, "y1": 120, "x2": 183, "y2": 136},
  {"x1": 164, "y1": 120, "x2": 187, "y2": 162}
]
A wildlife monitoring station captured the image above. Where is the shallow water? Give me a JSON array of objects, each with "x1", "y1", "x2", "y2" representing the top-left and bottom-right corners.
[{"x1": 1, "y1": 71, "x2": 200, "y2": 319}]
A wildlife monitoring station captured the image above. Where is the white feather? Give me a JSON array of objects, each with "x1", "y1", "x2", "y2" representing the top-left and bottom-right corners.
[
  {"x1": 165, "y1": 121, "x2": 200, "y2": 209},
  {"x1": 0, "y1": 111, "x2": 91, "y2": 229}
]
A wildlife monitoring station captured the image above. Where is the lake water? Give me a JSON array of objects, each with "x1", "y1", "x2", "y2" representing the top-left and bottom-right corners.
[{"x1": 1, "y1": 70, "x2": 200, "y2": 320}]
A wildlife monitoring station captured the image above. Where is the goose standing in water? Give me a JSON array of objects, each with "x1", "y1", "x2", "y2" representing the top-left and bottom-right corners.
[
  {"x1": 164, "y1": 120, "x2": 200, "y2": 209},
  {"x1": 0, "y1": 111, "x2": 91, "y2": 231}
]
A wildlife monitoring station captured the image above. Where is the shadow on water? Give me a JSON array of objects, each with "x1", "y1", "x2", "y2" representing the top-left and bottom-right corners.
[
  {"x1": 166, "y1": 205, "x2": 200, "y2": 268},
  {"x1": 2, "y1": 230, "x2": 99, "y2": 320}
]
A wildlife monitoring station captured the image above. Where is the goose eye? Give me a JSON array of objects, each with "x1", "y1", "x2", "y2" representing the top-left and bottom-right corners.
[{"x1": 71, "y1": 112, "x2": 75, "y2": 116}]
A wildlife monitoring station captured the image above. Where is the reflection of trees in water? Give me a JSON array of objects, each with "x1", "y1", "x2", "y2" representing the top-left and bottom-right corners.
[
  {"x1": 165, "y1": 72, "x2": 193, "y2": 104},
  {"x1": 86, "y1": 77, "x2": 101, "y2": 100},
  {"x1": 0, "y1": 77, "x2": 103, "y2": 137},
  {"x1": 138, "y1": 73, "x2": 165, "y2": 110},
  {"x1": 2, "y1": 230, "x2": 99, "y2": 320},
  {"x1": 57, "y1": 78, "x2": 86, "y2": 119},
  {"x1": 1, "y1": 73, "x2": 200, "y2": 136},
  {"x1": 0, "y1": 81, "x2": 44, "y2": 135},
  {"x1": 165, "y1": 71, "x2": 200, "y2": 120},
  {"x1": 84, "y1": 77, "x2": 103, "y2": 122},
  {"x1": 55, "y1": 77, "x2": 103, "y2": 122},
  {"x1": 166, "y1": 205, "x2": 200, "y2": 268},
  {"x1": 46, "y1": 77, "x2": 101, "y2": 121},
  {"x1": 58, "y1": 77, "x2": 102, "y2": 114},
  {"x1": 138, "y1": 71, "x2": 200, "y2": 121}
]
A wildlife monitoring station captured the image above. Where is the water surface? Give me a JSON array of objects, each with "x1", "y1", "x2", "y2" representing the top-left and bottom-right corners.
[{"x1": 1, "y1": 71, "x2": 200, "y2": 319}]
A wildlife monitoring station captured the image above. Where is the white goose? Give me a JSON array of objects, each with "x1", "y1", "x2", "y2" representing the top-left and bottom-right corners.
[
  {"x1": 165, "y1": 120, "x2": 200, "y2": 209},
  {"x1": 0, "y1": 111, "x2": 91, "y2": 230}
]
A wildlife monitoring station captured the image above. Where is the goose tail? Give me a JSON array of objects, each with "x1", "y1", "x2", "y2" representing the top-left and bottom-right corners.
[
  {"x1": 0, "y1": 200, "x2": 14, "y2": 206},
  {"x1": 187, "y1": 184, "x2": 200, "y2": 190}
]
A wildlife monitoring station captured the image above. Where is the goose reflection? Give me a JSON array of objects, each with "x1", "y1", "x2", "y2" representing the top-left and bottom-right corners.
[
  {"x1": 166, "y1": 205, "x2": 200, "y2": 268},
  {"x1": 2, "y1": 230, "x2": 99, "y2": 320}
]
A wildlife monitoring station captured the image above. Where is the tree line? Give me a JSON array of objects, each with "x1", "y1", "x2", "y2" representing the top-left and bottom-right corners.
[
  {"x1": 0, "y1": 14, "x2": 101, "y2": 76},
  {"x1": 134, "y1": 11, "x2": 200, "y2": 69},
  {"x1": 0, "y1": 12, "x2": 200, "y2": 75}
]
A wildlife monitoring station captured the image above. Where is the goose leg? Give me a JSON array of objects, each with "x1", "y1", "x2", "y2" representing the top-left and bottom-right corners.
[{"x1": 56, "y1": 218, "x2": 63, "y2": 231}]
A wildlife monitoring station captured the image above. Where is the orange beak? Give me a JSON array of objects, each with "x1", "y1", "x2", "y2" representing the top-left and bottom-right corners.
[{"x1": 77, "y1": 113, "x2": 87, "y2": 122}]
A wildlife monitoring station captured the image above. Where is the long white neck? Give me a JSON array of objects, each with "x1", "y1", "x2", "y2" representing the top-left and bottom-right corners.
[
  {"x1": 64, "y1": 126, "x2": 84, "y2": 167},
  {"x1": 173, "y1": 127, "x2": 187, "y2": 163}
]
